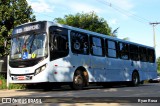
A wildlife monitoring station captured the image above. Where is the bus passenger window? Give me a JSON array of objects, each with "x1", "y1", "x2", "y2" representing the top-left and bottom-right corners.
[
  {"x1": 139, "y1": 47, "x2": 147, "y2": 62},
  {"x1": 106, "y1": 40, "x2": 117, "y2": 58},
  {"x1": 129, "y1": 45, "x2": 139, "y2": 61},
  {"x1": 90, "y1": 36, "x2": 104, "y2": 56},
  {"x1": 49, "y1": 26, "x2": 69, "y2": 60},
  {"x1": 148, "y1": 49, "x2": 155, "y2": 63},
  {"x1": 119, "y1": 42, "x2": 129, "y2": 60},
  {"x1": 70, "y1": 31, "x2": 89, "y2": 55}
]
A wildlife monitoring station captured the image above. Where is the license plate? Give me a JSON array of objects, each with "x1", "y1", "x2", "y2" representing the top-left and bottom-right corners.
[{"x1": 17, "y1": 76, "x2": 25, "y2": 80}]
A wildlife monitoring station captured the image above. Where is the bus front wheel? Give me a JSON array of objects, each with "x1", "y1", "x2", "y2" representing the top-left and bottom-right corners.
[{"x1": 71, "y1": 70, "x2": 84, "y2": 90}]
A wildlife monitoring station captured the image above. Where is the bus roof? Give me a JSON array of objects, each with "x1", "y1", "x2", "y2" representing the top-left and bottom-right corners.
[
  {"x1": 48, "y1": 21, "x2": 154, "y2": 49},
  {"x1": 14, "y1": 21, "x2": 154, "y2": 49}
]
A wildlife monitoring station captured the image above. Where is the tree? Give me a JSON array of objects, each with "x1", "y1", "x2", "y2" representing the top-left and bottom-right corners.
[
  {"x1": 123, "y1": 37, "x2": 130, "y2": 41},
  {"x1": 0, "y1": 0, "x2": 36, "y2": 57},
  {"x1": 54, "y1": 12, "x2": 112, "y2": 36},
  {"x1": 157, "y1": 57, "x2": 160, "y2": 74}
]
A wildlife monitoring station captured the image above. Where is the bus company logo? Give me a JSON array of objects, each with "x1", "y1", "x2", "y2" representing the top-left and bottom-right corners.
[
  {"x1": 2, "y1": 98, "x2": 12, "y2": 103},
  {"x1": 1, "y1": 98, "x2": 42, "y2": 104}
]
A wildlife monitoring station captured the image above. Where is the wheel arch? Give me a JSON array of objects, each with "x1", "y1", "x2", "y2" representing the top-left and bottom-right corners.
[
  {"x1": 132, "y1": 70, "x2": 139, "y2": 76},
  {"x1": 132, "y1": 69, "x2": 140, "y2": 80},
  {"x1": 74, "y1": 66, "x2": 89, "y2": 86}
]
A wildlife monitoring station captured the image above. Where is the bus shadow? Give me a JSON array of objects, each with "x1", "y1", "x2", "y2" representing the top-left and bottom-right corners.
[{"x1": 15, "y1": 83, "x2": 153, "y2": 92}]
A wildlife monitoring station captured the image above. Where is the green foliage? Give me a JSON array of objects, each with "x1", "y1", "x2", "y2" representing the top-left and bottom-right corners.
[
  {"x1": 54, "y1": 12, "x2": 112, "y2": 36},
  {"x1": 123, "y1": 37, "x2": 130, "y2": 41},
  {"x1": 157, "y1": 57, "x2": 160, "y2": 74},
  {"x1": 0, "y1": 75, "x2": 6, "y2": 89},
  {"x1": 0, "y1": 0, "x2": 36, "y2": 57},
  {"x1": 0, "y1": 75, "x2": 26, "y2": 89}
]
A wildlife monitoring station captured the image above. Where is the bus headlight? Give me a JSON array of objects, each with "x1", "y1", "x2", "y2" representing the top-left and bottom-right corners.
[{"x1": 35, "y1": 64, "x2": 46, "y2": 75}]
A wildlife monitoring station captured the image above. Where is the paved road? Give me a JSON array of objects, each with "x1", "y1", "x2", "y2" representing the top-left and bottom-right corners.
[{"x1": 0, "y1": 83, "x2": 160, "y2": 106}]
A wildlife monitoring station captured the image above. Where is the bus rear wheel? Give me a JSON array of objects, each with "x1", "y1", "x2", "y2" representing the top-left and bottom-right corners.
[
  {"x1": 71, "y1": 70, "x2": 84, "y2": 90},
  {"x1": 131, "y1": 72, "x2": 140, "y2": 86}
]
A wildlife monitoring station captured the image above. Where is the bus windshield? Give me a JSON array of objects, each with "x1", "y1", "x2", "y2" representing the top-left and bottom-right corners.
[{"x1": 10, "y1": 33, "x2": 47, "y2": 60}]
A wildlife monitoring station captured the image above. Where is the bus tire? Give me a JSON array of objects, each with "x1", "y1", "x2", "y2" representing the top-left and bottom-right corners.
[
  {"x1": 131, "y1": 71, "x2": 140, "y2": 86},
  {"x1": 71, "y1": 70, "x2": 85, "y2": 90}
]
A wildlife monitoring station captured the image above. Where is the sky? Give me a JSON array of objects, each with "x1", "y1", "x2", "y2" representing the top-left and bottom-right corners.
[{"x1": 27, "y1": 0, "x2": 160, "y2": 58}]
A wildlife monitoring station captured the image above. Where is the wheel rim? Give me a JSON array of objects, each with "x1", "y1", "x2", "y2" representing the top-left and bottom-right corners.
[
  {"x1": 133, "y1": 73, "x2": 138, "y2": 85},
  {"x1": 74, "y1": 75, "x2": 83, "y2": 85}
]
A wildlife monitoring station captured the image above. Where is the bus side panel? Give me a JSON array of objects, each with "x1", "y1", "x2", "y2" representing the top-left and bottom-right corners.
[
  {"x1": 105, "y1": 58, "x2": 125, "y2": 81},
  {"x1": 131, "y1": 61, "x2": 157, "y2": 81},
  {"x1": 140, "y1": 62, "x2": 157, "y2": 80},
  {"x1": 122, "y1": 59, "x2": 132, "y2": 82},
  {"x1": 69, "y1": 53, "x2": 93, "y2": 81},
  {"x1": 90, "y1": 55, "x2": 106, "y2": 82},
  {"x1": 47, "y1": 56, "x2": 74, "y2": 82}
]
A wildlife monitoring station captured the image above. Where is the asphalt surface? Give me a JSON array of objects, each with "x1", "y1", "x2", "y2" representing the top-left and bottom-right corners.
[{"x1": 0, "y1": 83, "x2": 160, "y2": 106}]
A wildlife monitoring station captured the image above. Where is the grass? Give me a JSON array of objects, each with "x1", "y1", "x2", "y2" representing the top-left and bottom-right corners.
[{"x1": 0, "y1": 75, "x2": 26, "y2": 89}]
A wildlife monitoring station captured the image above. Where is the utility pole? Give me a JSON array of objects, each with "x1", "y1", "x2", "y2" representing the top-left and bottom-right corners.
[{"x1": 150, "y1": 22, "x2": 160, "y2": 48}]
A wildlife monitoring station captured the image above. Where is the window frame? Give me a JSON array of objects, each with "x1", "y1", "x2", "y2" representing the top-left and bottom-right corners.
[
  {"x1": 90, "y1": 35, "x2": 105, "y2": 57},
  {"x1": 49, "y1": 26, "x2": 69, "y2": 60},
  {"x1": 139, "y1": 47, "x2": 148, "y2": 62},
  {"x1": 148, "y1": 48, "x2": 155, "y2": 63},
  {"x1": 105, "y1": 39, "x2": 118, "y2": 58},
  {"x1": 118, "y1": 42, "x2": 129, "y2": 60},
  {"x1": 129, "y1": 44, "x2": 139, "y2": 61},
  {"x1": 70, "y1": 30, "x2": 89, "y2": 55}
]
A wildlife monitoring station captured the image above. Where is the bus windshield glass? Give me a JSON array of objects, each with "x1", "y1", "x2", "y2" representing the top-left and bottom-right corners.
[{"x1": 10, "y1": 33, "x2": 47, "y2": 60}]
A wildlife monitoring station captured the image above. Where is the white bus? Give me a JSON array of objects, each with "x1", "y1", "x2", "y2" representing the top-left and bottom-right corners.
[{"x1": 9, "y1": 21, "x2": 157, "y2": 90}]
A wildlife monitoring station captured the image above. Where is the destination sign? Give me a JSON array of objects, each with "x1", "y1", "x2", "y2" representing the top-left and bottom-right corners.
[
  {"x1": 16, "y1": 24, "x2": 40, "y2": 34},
  {"x1": 12, "y1": 22, "x2": 45, "y2": 35}
]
